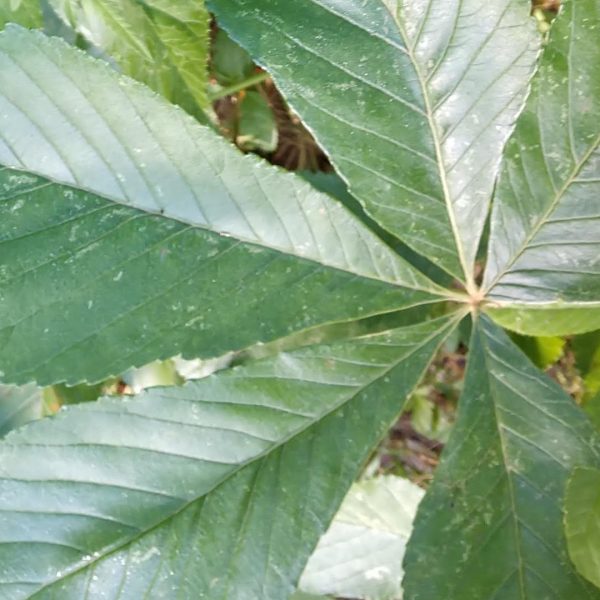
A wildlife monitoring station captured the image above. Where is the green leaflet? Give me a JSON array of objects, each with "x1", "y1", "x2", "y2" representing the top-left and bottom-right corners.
[
  {"x1": 0, "y1": 28, "x2": 447, "y2": 385},
  {"x1": 564, "y1": 467, "x2": 600, "y2": 590},
  {"x1": 484, "y1": 0, "x2": 600, "y2": 309},
  {"x1": 0, "y1": 383, "x2": 42, "y2": 437},
  {"x1": 485, "y1": 303, "x2": 600, "y2": 336},
  {"x1": 0, "y1": 0, "x2": 42, "y2": 30},
  {"x1": 207, "y1": 0, "x2": 540, "y2": 286},
  {"x1": 0, "y1": 168, "x2": 439, "y2": 385},
  {"x1": 0, "y1": 315, "x2": 457, "y2": 599},
  {"x1": 298, "y1": 170, "x2": 453, "y2": 289},
  {"x1": 403, "y1": 316, "x2": 600, "y2": 599},
  {"x1": 49, "y1": 0, "x2": 211, "y2": 119}
]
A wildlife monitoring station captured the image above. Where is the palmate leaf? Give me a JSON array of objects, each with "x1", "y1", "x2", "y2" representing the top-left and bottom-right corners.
[
  {"x1": 483, "y1": 0, "x2": 600, "y2": 334},
  {"x1": 403, "y1": 316, "x2": 600, "y2": 599},
  {"x1": 0, "y1": 314, "x2": 458, "y2": 599},
  {"x1": 49, "y1": 0, "x2": 211, "y2": 118},
  {"x1": 207, "y1": 0, "x2": 540, "y2": 286},
  {"x1": 0, "y1": 0, "x2": 42, "y2": 30},
  {"x1": 0, "y1": 27, "x2": 447, "y2": 385}
]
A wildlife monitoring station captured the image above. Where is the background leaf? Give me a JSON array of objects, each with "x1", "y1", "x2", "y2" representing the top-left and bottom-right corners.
[
  {"x1": 299, "y1": 475, "x2": 424, "y2": 600},
  {"x1": 573, "y1": 330, "x2": 600, "y2": 400},
  {"x1": 236, "y1": 90, "x2": 278, "y2": 153},
  {"x1": 211, "y1": 27, "x2": 255, "y2": 87},
  {"x1": 0, "y1": 383, "x2": 42, "y2": 437},
  {"x1": 0, "y1": 0, "x2": 42, "y2": 30},
  {"x1": 564, "y1": 467, "x2": 600, "y2": 590},
  {"x1": 509, "y1": 333, "x2": 565, "y2": 370},
  {"x1": 49, "y1": 0, "x2": 211, "y2": 118},
  {"x1": 403, "y1": 316, "x2": 600, "y2": 599}
]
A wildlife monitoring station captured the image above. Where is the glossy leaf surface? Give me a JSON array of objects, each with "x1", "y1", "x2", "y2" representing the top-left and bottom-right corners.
[
  {"x1": 403, "y1": 316, "x2": 600, "y2": 599},
  {"x1": 207, "y1": 0, "x2": 540, "y2": 284},
  {"x1": 49, "y1": 0, "x2": 211, "y2": 118},
  {"x1": 0, "y1": 28, "x2": 444, "y2": 385},
  {"x1": 564, "y1": 467, "x2": 600, "y2": 590},
  {"x1": 484, "y1": 0, "x2": 600, "y2": 314},
  {"x1": 0, "y1": 316, "x2": 456, "y2": 599}
]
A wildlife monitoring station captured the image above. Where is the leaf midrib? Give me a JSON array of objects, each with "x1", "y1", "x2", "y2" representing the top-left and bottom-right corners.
[
  {"x1": 24, "y1": 315, "x2": 459, "y2": 597},
  {"x1": 2, "y1": 164, "x2": 448, "y2": 298},
  {"x1": 479, "y1": 325, "x2": 527, "y2": 600}
]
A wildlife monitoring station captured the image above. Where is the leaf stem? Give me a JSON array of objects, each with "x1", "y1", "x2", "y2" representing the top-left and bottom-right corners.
[{"x1": 208, "y1": 71, "x2": 270, "y2": 102}]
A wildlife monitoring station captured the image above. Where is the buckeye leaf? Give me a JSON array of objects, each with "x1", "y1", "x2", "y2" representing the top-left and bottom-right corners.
[
  {"x1": 403, "y1": 316, "x2": 600, "y2": 599},
  {"x1": 0, "y1": 315, "x2": 457, "y2": 599},
  {"x1": 49, "y1": 0, "x2": 211, "y2": 118},
  {"x1": 483, "y1": 0, "x2": 600, "y2": 334},
  {"x1": 0, "y1": 27, "x2": 446, "y2": 385},
  {"x1": 207, "y1": 0, "x2": 540, "y2": 286}
]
